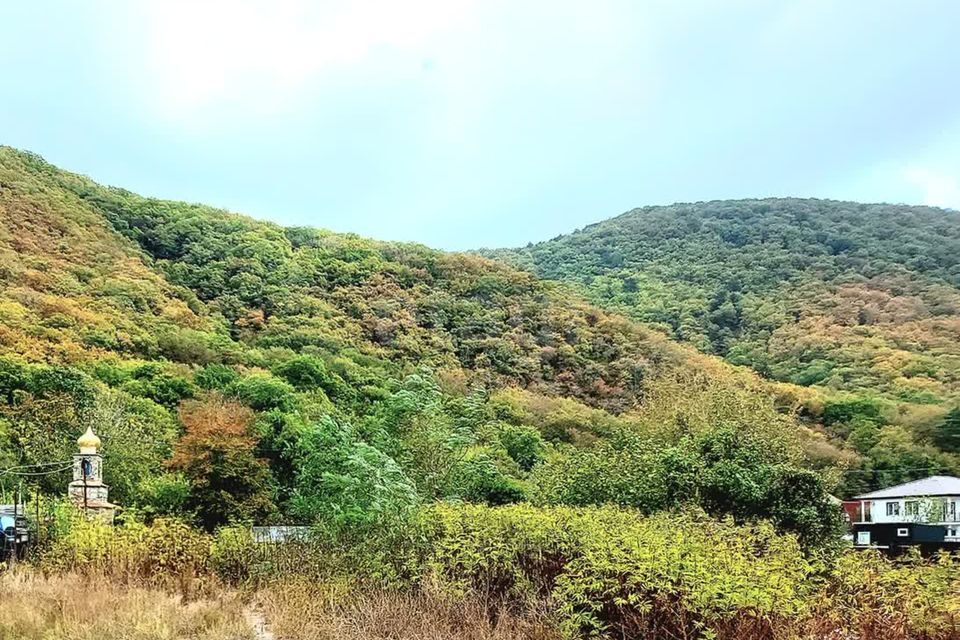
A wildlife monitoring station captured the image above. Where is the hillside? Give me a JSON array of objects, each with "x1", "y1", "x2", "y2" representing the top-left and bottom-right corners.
[
  {"x1": 1, "y1": 147, "x2": 718, "y2": 412},
  {"x1": 491, "y1": 198, "x2": 960, "y2": 406},
  {"x1": 3, "y1": 145, "x2": 867, "y2": 535}
]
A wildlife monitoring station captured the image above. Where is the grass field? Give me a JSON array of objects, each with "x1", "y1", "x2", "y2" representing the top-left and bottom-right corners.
[
  {"x1": 256, "y1": 580, "x2": 559, "y2": 640},
  {"x1": 0, "y1": 572, "x2": 252, "y2": 640},
  {"x1": 0, "y1": 571, "x2": 560, "y2": 640}
]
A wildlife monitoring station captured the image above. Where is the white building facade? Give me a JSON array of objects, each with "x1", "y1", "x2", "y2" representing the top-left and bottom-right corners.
[{"x1": 853, "y1": 476, "x2": 960, "y2": 540}]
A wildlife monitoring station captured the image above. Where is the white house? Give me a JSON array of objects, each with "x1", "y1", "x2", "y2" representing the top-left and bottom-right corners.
[{"x1": 852, "y1": 475, "x2": 960, "y2": 542}]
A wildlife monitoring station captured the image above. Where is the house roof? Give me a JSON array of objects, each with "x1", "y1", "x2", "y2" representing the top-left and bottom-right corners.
[{"x1": 854, "y1": 476, "x2": 960, "y2": 500}]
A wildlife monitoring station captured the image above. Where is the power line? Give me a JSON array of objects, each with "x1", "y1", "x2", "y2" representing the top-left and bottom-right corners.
[
  {"x1": 1, "y1": 460, "x2": 71, "y2": 470},
  {"x1": 1, "y1": 465, "x2": 74, "y2": 477},
  {"x1": 837, "y1": 466, "x2": 952, "y2": 475},
  {"x1": 0, "y1": 460, "x2": 73, "y2": 477}
]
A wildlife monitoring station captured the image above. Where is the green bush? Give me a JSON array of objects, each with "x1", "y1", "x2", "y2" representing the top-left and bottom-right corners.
[
  {"x1": 497, "y1": 424, "x2": 547, "y2": 471},
  {"x1": 209, "y1": 525, "x2": 258, "y2": 583},
  {"x1": 422, "y1": 503, "x2": 814, "y2": 638},
  {"x1": 31, "y1": 502, "x2": 960, "y2": 640},
  {"x1": 136, "y1": 473, "x2": 192, "y2": 519},
  {"x1": 452, "y1": 452, "x2": 527, "y2": 505},
  {"x1": 273, "y1": 355, "x2": 333, "y2": 391},
  {"x1": 40, "y1": 515, "x2": 211, "y2": 586},
  {"x1": 812, "y1": 549, "x2": 960, "y2": 639}
]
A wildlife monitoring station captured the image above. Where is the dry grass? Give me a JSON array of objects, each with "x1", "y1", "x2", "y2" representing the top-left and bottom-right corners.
[
  {"x1": 256, "y1": 579, "x2": 560, "y2": 640},
  {"x1": 0, "y1": 571, "x2": 253, "y2": 640}
]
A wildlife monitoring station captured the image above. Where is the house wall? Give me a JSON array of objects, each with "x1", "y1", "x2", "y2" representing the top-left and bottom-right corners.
[{"x1": 860, "y1": 496, "x2": 960, "y2": 525}]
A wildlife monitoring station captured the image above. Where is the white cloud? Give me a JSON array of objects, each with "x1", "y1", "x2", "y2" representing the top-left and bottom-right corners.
[
  {"x1": 904, "y1": 166, "x2": 960, "y2": 210},
  {"x1": 134, "y1": 0, "x2": 478, "y2": 122}
]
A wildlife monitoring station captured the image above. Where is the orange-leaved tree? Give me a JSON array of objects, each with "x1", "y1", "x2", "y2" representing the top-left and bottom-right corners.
[{"x1": 169, "y1": 394, "x2": 276, "y2": 529}]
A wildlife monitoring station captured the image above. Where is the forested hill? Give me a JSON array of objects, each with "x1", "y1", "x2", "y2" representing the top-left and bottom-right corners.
[
  {"x1": 0, "y1": 146, "x2": 721, "y2": 413},
  {"x1": 490, "y1": 198, "x2": 960, "y2": 405},
  {"x1": 3, "y1": 144, "x2": 960, "y2": 528},
  {"x1": 6, "y1": 145, "x2": 858, "y2": 528}
]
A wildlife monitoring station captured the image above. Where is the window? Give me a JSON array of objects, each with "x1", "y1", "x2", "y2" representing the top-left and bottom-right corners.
[
  {"x1": 856, "y1": 531, "x2": 871, "y2": 545},
  {"x1": 948, "y1": 501, "x2": 957, "y2": 522},
  {"x1": 934, "y1": 500, "x2": 948, "y2": 522},
  {"x1": 886, "y1": 502, "x2": 900, "y2": 517},
  {"x1": 897, "y1": 527, "x2": 909, "y2": 537},
  {"x1": 905, "y1": 500, "x2": 919, "y2": 517}
]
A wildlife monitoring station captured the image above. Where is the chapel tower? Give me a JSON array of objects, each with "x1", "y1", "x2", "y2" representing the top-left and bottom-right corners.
[{"x1": 68, "y1": 427, "x2": 116, "y2": 523}]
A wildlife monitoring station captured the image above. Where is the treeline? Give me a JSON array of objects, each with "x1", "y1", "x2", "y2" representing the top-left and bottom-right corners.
[
  {"x1": 4, "y1": 150, "x2": 960, "y2": 638},
  {"x1": 489, "y1": 198, "x2": 960, "y2": 494},
  {"x1": 0, "y1": 354, "x2": 840, "y2": 547},
  {"x1": 2, "y1": 145, "x2": 722, "y2": 415},
  {"x1": 0, "y1": 146, "x2": 855, "y2": 521},
  {"x1": 491, "y1": 198, "x2": 960, "y2": 403},
  {"x1": 3, "y1": 147, "x2": 958, "y2": 504}
]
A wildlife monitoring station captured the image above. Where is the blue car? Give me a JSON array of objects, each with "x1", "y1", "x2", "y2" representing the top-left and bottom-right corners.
[{"x1": 0, "y1": 514, "x2": 28, "y2": 552}]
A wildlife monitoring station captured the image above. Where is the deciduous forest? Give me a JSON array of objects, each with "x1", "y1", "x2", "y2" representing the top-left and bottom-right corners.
[
  {"x1": 2, "y1": 147, "x2": 959, "y2": 639},
  {"x1": 490, "y1": 198, "x2": 960, "y2": 495}
]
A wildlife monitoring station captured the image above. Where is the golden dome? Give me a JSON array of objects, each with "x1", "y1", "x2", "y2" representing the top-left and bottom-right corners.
[{"x1": 77, "y1": 426, "x2": 101, "y2": 451}]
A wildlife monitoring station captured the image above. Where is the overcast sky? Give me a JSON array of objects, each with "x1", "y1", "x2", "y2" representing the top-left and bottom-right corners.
[{"x1": 3, "y1": 1, "x2": 959, "y2": 249}]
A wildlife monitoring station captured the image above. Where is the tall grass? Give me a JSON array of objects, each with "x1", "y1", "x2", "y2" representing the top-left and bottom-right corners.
[
  {"x1": 256, "y1": 578, "x2": 559, "y2": 640},
  {"x1": 0, "y1": 571, "x2": 252, "y2": 640}
]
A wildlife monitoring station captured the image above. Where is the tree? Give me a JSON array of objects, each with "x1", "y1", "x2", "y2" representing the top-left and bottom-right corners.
[
  {"x1": 365, "y1": 373, "x2": 473, "y2": 499},
  {"x1": 195, "y1": 363, "x2": 239, "y2": 391},
  {"x1": 273, "y1": 355, "x2": 333, "y2": 391},
  {"x1": 498, "y1": 424, "x2": 547, "y2": 472},
  {"x1": 864, "y1": 426, "x2": 957, "y2": 489},
  {"x1": 934, "y1": 407, "x2": 960, "y2": 453},
  {"x1": 84, "y1": 388, "x2": 179, "y2": 504},
  {"x1": 290, "y1": 416, "x2": 418, "y2": 537},
  {"x1": 766, "y1": 467, "x2": 842, "y2": 548},
  {"x1": 229, "y1": 374, "x2": 295, "y2": 411},
  {"x1": 0, "y1": 357, "x2": 28, "y2": 404},
  {"x1": 169, "y1": 395, "x2": 276, "y2": 529}
]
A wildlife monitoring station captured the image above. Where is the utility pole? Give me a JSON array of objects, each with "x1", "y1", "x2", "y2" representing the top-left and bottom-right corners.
[
  {"x1": 82, "y1": 458, "x2": 88, "y2": 515},
  {"x1": 35, "y1": 485, "x2": 41, "y2": 548},
  {"x1": 10, "y1": 482, "x2": 19, "y2": 565}
]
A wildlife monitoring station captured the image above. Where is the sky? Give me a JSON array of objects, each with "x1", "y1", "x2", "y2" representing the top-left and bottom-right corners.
[{"x1": 2, "y1": 1, "x2": 959, "y2": 250}]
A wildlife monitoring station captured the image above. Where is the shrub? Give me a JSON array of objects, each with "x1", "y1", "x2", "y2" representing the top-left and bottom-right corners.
[
  {"x1": 422, "y1": 504, "x2": 814, "y2": 639},
  {"x1": 498, "y1": 424, "x2": 547, "y2": 471},
  {"x1": 453, "y1": 452, "x2": 527, "y2": 505},
  {"x1": 136, "y1": 472, "x2": 192, "y2": 519},
  {"x1": 40, "y1": 515, "x2": 211, "y2": 589},
  {"x1": 808, "y1": 549, "x2": 960, "y2": 639},
  {"x1": 209, "y1": 525, "x2": 258, "y2": 583}
]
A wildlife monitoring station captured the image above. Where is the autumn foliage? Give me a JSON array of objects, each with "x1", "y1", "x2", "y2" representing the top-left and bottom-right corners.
[{"x1": 169, "y1": 395, "x2": 275, "y2": 528}]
